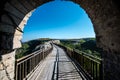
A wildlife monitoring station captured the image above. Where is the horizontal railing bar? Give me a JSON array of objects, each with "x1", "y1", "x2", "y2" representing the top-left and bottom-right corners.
[
  {"x1": 15, "y1": 46, "x2": 53, "y2": 80},
  {"x1": 74, "y1": 49, "x2": 102, "y2": 61},
  {"x1": 17, "y1": 53, "x2": 41, "y2": 65},
  {"x1": 59, "y1": 44, "x2": 102, "y2": 62},
  {"x1": 82, "y1": 55, "x2": 101, "y2": 64},
  {"x1": 17, "y1": 50, "x2": 42, "y2": 62},
  {"x1": 17, "y1": 48, "x2": 51, "y2": 62},
  {"x1": 73, "y1": 51, "x2": 101, "y2": 64},
  {"x1": 55, "y1": 43, "x2": 103, "y2": 80},
  {"x1": 74, "y1": 51, "x2": 102, "y2": 64}
]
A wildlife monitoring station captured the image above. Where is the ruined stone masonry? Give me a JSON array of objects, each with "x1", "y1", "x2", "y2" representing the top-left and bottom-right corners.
[{"x1": 0, "y1": 51, "x2": 15, "y2": 80}]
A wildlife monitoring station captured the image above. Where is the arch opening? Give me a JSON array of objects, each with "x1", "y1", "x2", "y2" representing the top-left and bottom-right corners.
[
  {"x1": 16, "y1": 1, "x2": 98, "y2": 59},
  {"x1": 22, "y1": 1, "x2": 95, "y2": 41}
]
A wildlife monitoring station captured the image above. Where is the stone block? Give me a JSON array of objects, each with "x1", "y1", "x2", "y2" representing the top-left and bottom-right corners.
[
  {"x1": 2, "y1": 77, "x2": 9, "y2": 80},
  {"x1": 2, "y1": 51, "x2": 15, "y2": 60},
  {"x1": 19, "y1": 0, "x2": 34, "y2": 11},
  {"x1": 13, "y1": 35, "x2": 22, "y2": 49},
  {"x1": 10, "y1": 0, "x2": 28, "y2": 14},
  {"x1": 0, "y1": 62, "x2": 4, "y2": 70},
  {"x1": 0, "y1": 23, "x2": 15, "y2": 33},
  {"x1": 8, "y1": 14, "x2": 23, "y2": 27},
  {"x1": 5, "y1": 2, "x2": 25, "y2": 20},
  {"x1": 0, "y1": 51, "x2": 15, "y2": 80},
  {"x1": 9, "y1": 71, "x2": 14, "y2": 79},
  {"x1": 1, "y1": 15, "x2": 13, "y2": 24},
  {"x1": 0, "y1": 34, "x2": 13, "y2": 50},
  {"x1": 0, "y1": 70, "x2": 6, "y2": 80}
]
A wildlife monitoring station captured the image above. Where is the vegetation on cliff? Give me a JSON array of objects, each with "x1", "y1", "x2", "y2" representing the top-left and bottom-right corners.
[{"x1": 60, "y1": 38, "x2": 102, "y2": 58}]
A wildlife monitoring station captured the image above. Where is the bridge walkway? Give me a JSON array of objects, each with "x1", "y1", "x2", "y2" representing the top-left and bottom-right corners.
[{"x1": 28, "y1": 45, "x2": 86, "y2": 80}]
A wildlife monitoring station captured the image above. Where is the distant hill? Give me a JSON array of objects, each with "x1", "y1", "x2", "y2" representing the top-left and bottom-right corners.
[
  {"x1": 58, "y1": 37, "x2": 95, "y2": 41},
  {"x1": 16, "y1": 37, "x2": 96, "y2": 59},
  {"x1": 16, "y1": 38, "x2": 51, "y2": 59}
]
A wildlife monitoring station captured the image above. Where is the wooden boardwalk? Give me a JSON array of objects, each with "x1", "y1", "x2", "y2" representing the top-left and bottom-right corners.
[{"x1": 28, "y1": 45, "x2": 85, "y2": 80}]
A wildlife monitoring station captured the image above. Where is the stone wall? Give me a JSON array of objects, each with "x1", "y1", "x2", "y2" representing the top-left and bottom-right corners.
[
  {"x1": 0, "y1": 12, "x2": 32, "y2": 80},
  {"x1": 103, "y1": 51, "x2": 120, "y2": 80},
  {"x1": 0, "y1": 51, "x2": 15, "y2": 80}
]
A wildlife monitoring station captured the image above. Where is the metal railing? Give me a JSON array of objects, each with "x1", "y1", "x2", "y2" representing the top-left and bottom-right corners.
[
  {"x1": 55, "y1": 44, "x2": 103, "y2": 80},
  {"x1": 15, "y1": 47, "x2": 53, "y2": 80}
]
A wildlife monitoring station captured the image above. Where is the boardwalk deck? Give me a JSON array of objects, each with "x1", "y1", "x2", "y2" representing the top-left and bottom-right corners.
[{"x1": 28, "y1": 45, "x2": 84, "y2": 80}]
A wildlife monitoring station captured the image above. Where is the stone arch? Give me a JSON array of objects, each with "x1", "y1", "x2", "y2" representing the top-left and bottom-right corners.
[{"x1": 0, "y1": 0, "x2": 120, "y2": 80}]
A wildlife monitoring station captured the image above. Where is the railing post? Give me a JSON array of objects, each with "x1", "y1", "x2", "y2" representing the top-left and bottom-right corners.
[
  {"x1": 22, "y1": 62, "x2": 24, "y2": 79},
  {"x1": 95, "y1": 63, "x2": 98, "y2": 80},
  {"x1": 93, "y1": 61, "x2": 95, "y2": 79},
  {"x1": 56, "y1": 44, "x2": 104, "y2": 80},
  {"x1": 15, "y1": 61, "x2": 18, "y2": 80},
  {"x1": 72, "y1": 49, "x2": 74, "y2": 58},
  {"x1": 42, "y1": 49, "x2": 44, "y2": 59},
  {"x1": 90, "y1": 60, "x2": 92, "y2": 77},
  {"x1": 30, "y1": 58, "x2": 32, "y2": 72},
  {"x1": 82, "y1": 53, "x2": 84, "y2": 68},
  {"x1": 99, "y1": 60, "x2": 104, "y2": 80},
  {"x1": 19, "y1": 64, "x2": 21, "y2": 80},
  {"x1": 15, "y1": 47, "x2": 53, "y2": 80},
  {"x1": 25, "y1": 61, "x2": 27, "y2": 79}
]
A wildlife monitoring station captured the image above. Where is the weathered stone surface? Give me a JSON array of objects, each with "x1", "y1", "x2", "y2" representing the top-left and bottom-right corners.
[
  {"x1": 0, "y1": 33, "x2": 14, "y2": 50},
  {"x1": 0, "y1": 62, "x2": 4, "y2": 70},
  {"x1": 0, "y1": 12, "x2": 32, "y2": 50},
  {"x1": 1, "y1": 15, "x2": 13, "y2": 24},
  {"x1": 5, "y1": 2, "x2": 25, "y2": 20},
  {"x1": 0, "y1": 23, "x2": 15, "y2": 33},
  {"x1": 2, "y1": 76, "x2": 9, "y2": 80},
  {"x1": 0, "y1": 51, "x2": 15, "y2": 80},
  {"x1": 10, "y1": 0, "x2": 28, "y2": 14},
  {"x1": 13, "y1": 12, "x2": 32, "y2": 49},
  {"x1": 103, "y1": 51, "x2": 120, "y2": 80},
  {"x1": 0, "y1": 70, "x2": 6, "y2": 80}
]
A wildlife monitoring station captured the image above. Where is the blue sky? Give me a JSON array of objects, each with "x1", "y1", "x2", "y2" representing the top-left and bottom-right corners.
[{"x1": 22, "y1": 1, "x2": 95, "y2": 42}]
